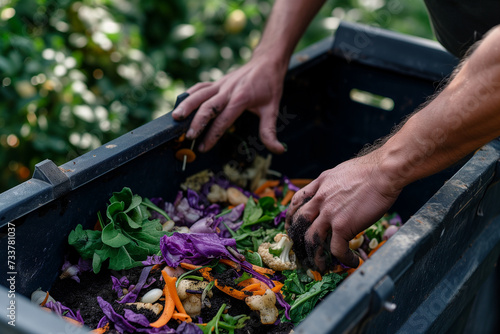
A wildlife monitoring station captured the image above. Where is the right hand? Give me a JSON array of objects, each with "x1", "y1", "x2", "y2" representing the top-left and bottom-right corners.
[{"x1": 171, "y1": 55, "x2": 288, "y2": 154}]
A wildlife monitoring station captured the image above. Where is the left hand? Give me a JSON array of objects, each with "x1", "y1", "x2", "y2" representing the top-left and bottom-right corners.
[{"x1": 285, "y1": 154, "x2": 402, "y2": 271}]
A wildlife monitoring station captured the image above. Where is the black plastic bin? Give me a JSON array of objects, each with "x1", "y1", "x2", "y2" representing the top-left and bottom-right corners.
[{"x1": 2, "y1": 22, "x2": 500, "y2": 334}]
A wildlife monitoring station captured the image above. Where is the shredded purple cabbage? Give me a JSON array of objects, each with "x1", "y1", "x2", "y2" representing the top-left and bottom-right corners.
[
  {"x1": 97, "y1": 297, "x2": 137, "y2": 333},
  {"x1": 123, "y1": 309, "x2": 150, "y2": 327},
  {"x1": 189, "y1": 216, "x2": 221, "y2": 234},
  {"x1": 273, "y1": 209, "x2": 287, "y2": 226},
  {"x1": 136, "y1": 325, "x2": 176, "y2": 333},
  {"x1": 97, "y1": 315, "x2": 109, "y2": 329},
  {"x1": 142, "y1": 254, "x2": 164, "y2": 266},
  {"x1": 176, "y1": 321, "x2": 203, "y2": 334},
  {"x1": 60, "y1": 257, "x2": 92, "y2": 283},
  {"x1": 389, "y1": 213, "x2": 402, "y2": 226},
  {"x1": 117, "y1": 266, "x2": 152, "y2": 304},
  {"x1": 45, "y1": 301, "x2": 85, "y2": 324},
  {"x1": 217, "y1": 204, "x2": 245, "y2": 238},
  {"x1": 111, "y1": 275, "x2": 130, "y2": 298},
  {"x1": 283, "y1": 176, "x2": 300, "y2": 192},
  {"x1": 160, "y1": 233, "x2": 239, "y2": 267}
]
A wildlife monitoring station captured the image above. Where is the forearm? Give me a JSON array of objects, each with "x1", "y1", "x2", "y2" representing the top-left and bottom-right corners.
[
  {"x1": 378, "y1": 26, "x2": 500, "y2": 190},
  {"x1": 252, "y1": 0, "x2": 327, "y2": 65}
]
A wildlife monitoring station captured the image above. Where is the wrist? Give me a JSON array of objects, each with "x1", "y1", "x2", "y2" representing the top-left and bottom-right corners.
[{"x1": 249, "y1": 48, "x2": 290, "y2": 76}]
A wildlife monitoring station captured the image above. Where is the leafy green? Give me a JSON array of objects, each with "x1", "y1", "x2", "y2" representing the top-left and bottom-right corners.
[
  {"x1": 282, "y1": 270, "x2": 346, "y2": 324},
  {"x1": 228, "y1": 197, "x2": 285, "y2": 252},
  {"x1": 198, "y1": 303, "x2": 226, "y2": 334},
  {"x1": 244, "y1": 250, "x2": 263, "y2": 267},
  {"x1": 68, "y1": 187, "x2": 167, "y2": 273},
  {"x1": 234, "y1": 272, "x2": 252, "y2": 284},
  {"x1": 365, "y1": 220, "x2": 385, "y2": 242}
]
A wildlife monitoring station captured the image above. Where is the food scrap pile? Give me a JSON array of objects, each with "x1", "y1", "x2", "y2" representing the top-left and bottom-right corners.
[{"x1": 32, "y1": 159, "x2": 402, "y2": 334}]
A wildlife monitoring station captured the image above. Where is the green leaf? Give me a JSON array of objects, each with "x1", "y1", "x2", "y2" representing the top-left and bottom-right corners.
[
  {"x1": 233, "y1": 271, "x2": 252, "y2": 284},
  {"x1": 101, "y1": 222, "x2": 130, "y2": 247},
  {"x1": 244, "y1": 250, "x2": 263, "y2": 267},
  {"x1": 110, "y1": 187, "x2": 134, "y2": 207},
  {"x1": 243, "y1": 197, "x2": 262, "y2": 224},
  {"x1": 68, "y1": 224, "x2": 103, "y2": 259},
  {"x1": 284, "y1": 272, "x2": 346, "y2": 324}
]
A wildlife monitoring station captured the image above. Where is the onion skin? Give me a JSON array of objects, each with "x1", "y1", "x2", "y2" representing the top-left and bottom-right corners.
[{"x1": 383, "y1": 225, "x2": 399, "y2": 241}]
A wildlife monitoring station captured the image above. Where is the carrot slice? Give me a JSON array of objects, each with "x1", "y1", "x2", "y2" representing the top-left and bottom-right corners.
[
  {"x1": 368, "y1": 240, "x2": 386, "y2": 257},
  {"x1": 289, "y1": 178, "x2": 314, "y2": 188},
  {"x1": 162, "y1": 270, "x2": 191, "y2": 321},
  {"x1": 40, "y1": 291, "x2": 50, "y2": 307},
  {"x1": 214, "y1": 279, "x2": 250, "y2": 300},
  {"x1": 280, "y1": 190, "x2": 295, "y2": 206},
  {"x1": 331, "y1": 264, "x2": 345, "y2": 273},
  {"x1": 254, "y1": 180, "x2": 280, "y2": 195},
  {"x1": 180, "y1": 263, "x2": 202, "y2": 271},
  {"x1": 260, "y1": 188, "x2": 276, "y2": 200},
  {"x1": 149, "y1": 275, "x2": 175, "y2": 328},
  {"x1": 62, "y1": 316, "x2": 83, "y2": 326},
  {"x1": 241, "y1": 283, "x2": 261, "y2": 292},
  {"x1": 310, "y1": 270, "x2": 322, "y2": 281},
  {"x1": 237, "y1": 278, "x2": 270, "y2": 291},
  {"x1": 175, "y1": 148, "x2": 196, "y2": 163},
  {"x1": 251, "y1": 264, "x2": 275, "y2": 276},
  {"x1": 271, "y1": 281, "x2": 284, "y2": 293},
  {"x1": 91, "y1": 323, "x2": 109, "y2": 333},
  {"x1": 172, "y1": 312, "x2": 192, "y2": 322},
  {"x1": 219, "y1": 259, "x2": 241, "y2": 271}
]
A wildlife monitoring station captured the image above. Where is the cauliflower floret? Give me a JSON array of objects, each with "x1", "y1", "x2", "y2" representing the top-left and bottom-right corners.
[
  {"x1": 206, "y1": 184, "x2": 228, "y2": 203},
  {"x1": 245, "y1": 289, "x2": 279, "y2": 325},
  {"x1": 258, "y1": 233, "x2": 297, "y2": 271},
  {"x1": 176, "y1": 279, "x2": 212, "y2": 316}
]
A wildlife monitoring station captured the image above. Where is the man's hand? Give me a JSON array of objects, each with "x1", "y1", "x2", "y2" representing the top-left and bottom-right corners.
[
  {"x1": 171, "y1": 0, "x2": 327, "y2": 153},
  {"x1": 172, "y1": 55, "x2": 288, "y2": 154},
  {"x1": 285, "y1": 153, "x2": 402, "y2": 271}
]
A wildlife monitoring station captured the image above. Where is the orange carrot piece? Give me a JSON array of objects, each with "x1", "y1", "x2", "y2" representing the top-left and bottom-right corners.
[
  {"x1": 310, "y1": 270, "x2": 322, "y2": 281},
  {"x1": 331, "y1": 264, "x2": 345, "y2": 274},
  {"x1": 180, "y1": 263, "x2": 202, "y2": 270},
  {"x1": 280, "y1": 190, "x2": 295, "y2": 206},
  {"x1": 237, "y1": 278, "x2": 271, "y2": 291},
  {"x1": 241, "y1": 283, "x2": 262, "y2": 292},
  {"x1": 260, "y1": 188, "x2": 276, "y2": 200},
  {"x1": 162, "y1": 270, "x2": 191, "y2": 321},
  {"x1": 251, "y1": 264, "x2": 275, "y2": 276},
  {"x1": 40, "y1": 291, "x2": 50, "y2": 307},
  {"x1": 347, "y1": 258, "x2": 365, "y2": 275},
  {"x1": 288, "y1": 178, "x2": 314, "y2": 188},
  {"x1": 219, "y1": 259, "x2": 241, "y2": 271},
  {"x1": 368, "y1": 240, "x2": 387, "y2": 257},
  {"x1": 91, "y1": 323, "x2": 109, "y2": 333},
  {"x1": 355, "y1": 231, "x2": 365, "y2": 239},
  {"x1": 149, "y1": 277, "x2": 175, "y2": 328},
  {"x1": 214, "y1": 279, "x2": 250, "y2": 300},
  {"x1": 172, "y1": 312, "x2": 192, "y2": 322},
  {"x1": 62, "y1": 316, "x2": 83, "y2": 326},
  {"x1": 151, "y1": 263, "x2": 162, "y2": 271},
  {"x1": 254, "y1": 180, "x2": 280, "y2": 195},
  {"x1": 271, "y1": 281, "x2": 284, "y2": 293}
]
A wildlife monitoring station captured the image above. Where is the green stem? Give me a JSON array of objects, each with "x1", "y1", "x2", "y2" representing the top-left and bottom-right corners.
[
  {"x1": 215, "y1": 208, "x2": 233, "y2": 218},
  {"x1": 142, "y1": 198, "x2": 171, "y2": 221},
  {"x1": 97, "y1": 211, "x2": 105, "y2": 229}
]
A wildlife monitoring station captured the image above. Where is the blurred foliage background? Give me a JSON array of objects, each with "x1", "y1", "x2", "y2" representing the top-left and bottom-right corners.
[{"x1": 0, "y1": 0, "x2": 433, "y2": 193}]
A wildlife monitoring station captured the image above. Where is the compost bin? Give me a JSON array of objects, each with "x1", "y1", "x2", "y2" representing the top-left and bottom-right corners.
[{"x1": 1, "y1": 21, "x2": 500, "y2": 334}]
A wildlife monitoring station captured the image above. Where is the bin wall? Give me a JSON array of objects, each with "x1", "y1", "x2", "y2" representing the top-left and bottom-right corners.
[{"x1": 3, "y1": 22, "x2": 498, "y2": 334}]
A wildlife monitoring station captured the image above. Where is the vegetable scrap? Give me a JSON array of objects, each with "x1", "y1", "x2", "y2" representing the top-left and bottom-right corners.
[{"x1": 36, "y1": 160, "x2": 402, "y2": 333}]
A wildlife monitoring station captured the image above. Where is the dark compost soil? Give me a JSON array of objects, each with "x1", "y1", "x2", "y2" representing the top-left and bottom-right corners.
[{"x1": 50, "y1": 264, "x2": 294, "y2": 333}]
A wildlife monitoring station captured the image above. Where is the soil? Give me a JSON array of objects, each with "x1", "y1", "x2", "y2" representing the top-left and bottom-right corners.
[
  {"x1": 287, "y1": 213, "x2": 314, "y2": 268},
  {"x1": 50, "y1": 264, "x2": 294, "y2": 333}
]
